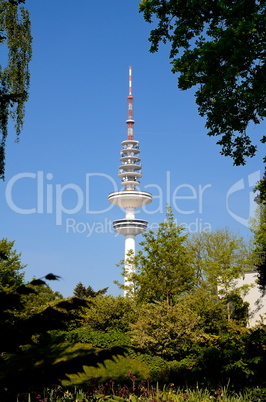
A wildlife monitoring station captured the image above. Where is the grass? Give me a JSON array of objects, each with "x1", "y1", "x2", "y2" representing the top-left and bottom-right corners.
[{"x1": 17, "y1": 385, "x2": 258, "y2": 402}]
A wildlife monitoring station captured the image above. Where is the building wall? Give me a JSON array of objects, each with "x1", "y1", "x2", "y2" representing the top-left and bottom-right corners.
[{"x1": 235, "y1": 272, "x2": 266, "y2": 327}]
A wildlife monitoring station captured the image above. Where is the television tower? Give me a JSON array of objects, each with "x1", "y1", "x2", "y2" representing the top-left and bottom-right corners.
[{"x1": 108, "y1": 67, "x2": 152, "y2": 295}]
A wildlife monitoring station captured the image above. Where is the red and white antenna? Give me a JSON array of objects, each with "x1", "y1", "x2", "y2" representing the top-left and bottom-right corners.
[{"x1": 126, "y1": 66, "x2": 134, "y2": 140}]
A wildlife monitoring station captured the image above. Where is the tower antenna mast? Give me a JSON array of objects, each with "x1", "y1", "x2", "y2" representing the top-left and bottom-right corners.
[{"x1": 127, "y1": 66, "x2": 134, "y2": 140}]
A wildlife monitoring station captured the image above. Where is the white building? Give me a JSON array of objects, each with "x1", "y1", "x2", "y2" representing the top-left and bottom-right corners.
[{"x1": 235, "y1": 271, "x2": 266, "y2": 327}]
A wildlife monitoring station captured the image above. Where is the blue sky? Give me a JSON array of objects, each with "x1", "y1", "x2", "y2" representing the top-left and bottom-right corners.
[{"x1": 0, "y1": 0, "x2": 264, "y2": 297}]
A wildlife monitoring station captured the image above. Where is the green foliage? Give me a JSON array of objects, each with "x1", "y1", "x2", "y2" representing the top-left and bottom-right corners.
[
  {"x1": 18, "y1": 283, "x2": 63, "y2": 319},
  {"x1": 131, "y1": 353, "x2": 170, "y2": 382},
  {"x1": 251, "y1": 180, "x2": 266, "y2": 293},
  {"x1": 117, "y1": 208, "x2": 195, "y2": 304},
  {"x1": 187, "y1": 229, "x2": 251, "y2": 294},
  {"x1": 179, "y1": 285, "x2": 229, "y2": 333},
  {"x1": 57, "y1": 327, "x2": 131, "y2": 348},
  {"x1": 0, "y1": 304, "x2": 129, "y2": 398},
  {"x1": 0, "y1": 0, "x2": 32, "y2": 178},
  {"x1": 188, "y1": 229, "x2": 248, "y2": 288},
  {"x1": 1, "y1": 342, "x2": 128, "y2": 395},
  {"x1": 62, "y1": 355, "x2": 150, "y2": 386},
  {"x1": 0, "y1": 237, "x2": 25, "y2": 291},
  {"x1": 73, "y1": 282, "x2": 108, "y2": 298},
  {"x1": 139, "y1": 0, "x2": 266, "y2": 165},
  {"x1": 166, "y1": 325, "x2": 266, "y2": 389},
  {"x1": 130, "y1": 300, "x2": 202, "y2": 358},
  {"x1": 82, "y1": 295, "x2": 137, "y2": 332},
  {"x1": 254, "y1": 169, "x2": 266, "y2": 205},
  {"x1": 0, "y1": 222, "x2": 262, "y2": 396},
  {"x1": 247, "y1": 388, "x2": 266, "y2": 402},
  {"x1": 223, "y1": 292, "x2": 250, "y2": 325},
  {"x1": 0, "y1": 242, "x2": 129, "y2": 399},
  {"x1": 111, "y1": 210, "x2": 263, "y2": 389},
  {"x1": 186, "y1": 229, "x2": 252, "y2": 326}
]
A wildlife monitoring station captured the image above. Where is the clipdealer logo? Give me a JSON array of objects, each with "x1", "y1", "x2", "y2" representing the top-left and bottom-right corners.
[
  {"x1": 226, "y1": 170, "x2": 260, "y2": 227},
  {"x1": 5, "y1": 171, "x2": 118, "y2": 225},
  {"x1": 4, "y1": 170, "x2": 260, "y2": 233},
  {"x1": 4, "y1": 171, "x2": 212, "y2": 225}
]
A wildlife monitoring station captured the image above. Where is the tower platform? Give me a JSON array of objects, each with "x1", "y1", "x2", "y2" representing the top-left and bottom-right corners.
[
  {"x1": 112, "y1": 218, "x2": 148, "y2": 235},
  {"x1": 108, "y1": 190, "x2": 152, "y2": 209}
]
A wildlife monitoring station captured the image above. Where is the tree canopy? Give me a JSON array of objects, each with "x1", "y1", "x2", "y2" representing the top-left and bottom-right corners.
[
  {"x1": 139, "y1": 0, "x2": 266, "y2": 165},
  {"x1": 116, "y1": 209, "x2": 253, "y2": 326},
  {"x1": 112, "y1": 212, "x2": 265, "y2": 389},
  {"x1": 0, "y1": 0, "x2": 32, "y2": 179},
  {"x1": 0, "y1": 237, "x2": 25, "y2": 291},
  {"x1": 73, "y1": 282, "x2": 108, "y2": 299},
  {"x1": 130, "y1": 301, "x2": 203, "y2": 358},
  {"x1": 116, "y1": 208, "x2": 195, "y2": 304},
  {"x1": 251, "y1": 188, "x2": 266, "y2": 293},
  {"x1": 187, "y1": 229, "x2": 250, "y2": 294},
  {"x1": 0, "y1": 232, "x2": 265, "y2": 396},
  {"x1": 0, "y1": 240, "x2": 131, "y2": 400}
]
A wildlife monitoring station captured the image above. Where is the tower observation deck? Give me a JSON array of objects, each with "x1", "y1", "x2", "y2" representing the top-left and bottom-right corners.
[{"x1": 108, "y1": 67, "x2": 152, "y2": 294}]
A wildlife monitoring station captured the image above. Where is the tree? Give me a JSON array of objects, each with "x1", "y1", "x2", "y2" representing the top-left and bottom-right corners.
[
  {"x1": 251, "y1": 178, "x2": 266, "y2": 293},
  {"x1": 18, "y1": 282, "x2": 63, "y2": 319},
  {"x1": 0, "y1": 237, "x2": 25, "y2": 291},
  {"x1": 0, "y1": 280, "x2": 129, "y2": 399},
  {"x1": 170, "y1": 324, "x2": 266, "y2": 389},
  {"x1": 187, "y1": 229, "x2": 251, "y2": 295},
  {"x1": 130, "y1": 301, "x2": 202, "y2": 358},
  {"x1": 73, "y1": 282, "x2": 108, "y2": 299},
  {"x1": 0, "y1": 0, "x2": 32, "y2": 178},
  {"x1": 0, "y1": 243, "x2": 128, "y2": 400},
  {"x1": 139, "y1": 0, "x2": 266, "y2": 165},
  {"x1": 54, "y1": 295, "x2": 137, "y2": 352},
  {"x1": 116, "y1": 208, "x2": 195, "y2": 304},
  {"x1": 82, "y1": 295, "x2": 137, "y2": 332},
  {"x1": 186, "y1": 229, "x2": 251, "y2": 324},
  {"x1": 181, "y1": 284, "x2": 249, "y2": 331},
  {"x1": 0, "y1": 239, "x2": 63, "y2": 319}
]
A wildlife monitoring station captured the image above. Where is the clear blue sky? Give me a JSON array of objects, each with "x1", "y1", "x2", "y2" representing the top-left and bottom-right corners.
[{"x1": 0, "y1": 0, "x2": 264, "y2": 297}]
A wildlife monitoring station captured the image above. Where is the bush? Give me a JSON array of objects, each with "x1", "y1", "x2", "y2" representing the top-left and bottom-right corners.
[
  {"x1": 128, "y1": 353, "x2": 169, "y2": 382},
  {"x1": 246, "y1": 388, "x2": 266, "y2": 402},
  {"x1": 52, "y1": 327, "x2": 131, "y2": 348}
]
